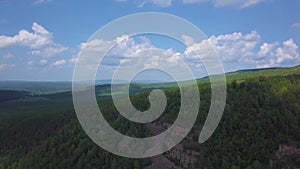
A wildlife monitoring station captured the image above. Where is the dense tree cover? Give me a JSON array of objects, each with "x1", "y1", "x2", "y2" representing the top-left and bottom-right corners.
[
  {"x1": 136, "y1": 74, "x2": 300, "y2": 168},
  {"x1": 0, "y1": 93, "x2": 150, "y2": 169},
  {"x1": 0, "y1": 67, "x2": 299, "y2": 168},
  {"x1": 0, "y1": 91, "x2": 29, "y2": 103},
  {"x1": 197, "y1": 75, "x2": 300, "y2": 169}
]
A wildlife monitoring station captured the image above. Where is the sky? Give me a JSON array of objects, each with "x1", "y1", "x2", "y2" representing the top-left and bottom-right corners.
[{"x1": 0, "y1": 0, "x2": 300, "y2": 81}]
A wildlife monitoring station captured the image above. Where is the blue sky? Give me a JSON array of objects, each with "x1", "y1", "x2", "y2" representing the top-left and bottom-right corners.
[{"x1": 0, "y1": 0, "x2": 300, "y2": 81}]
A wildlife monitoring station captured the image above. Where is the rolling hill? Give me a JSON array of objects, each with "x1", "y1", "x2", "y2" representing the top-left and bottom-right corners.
[{"x1": 0, "y1": 65, "x2": 299, "y2": 169}]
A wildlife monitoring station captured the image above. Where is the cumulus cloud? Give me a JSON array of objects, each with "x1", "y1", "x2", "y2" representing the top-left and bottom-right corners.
[
  {"x1": 183, "y1": 32, "x2": 299, "y2": 70},
  {"x1": 253, "y1": 39, "x2": 300, "y2": 68},
  {"x1": 3, "y1": 53, "x2": 14, "y2": 59},
  {"x1": 79, "y1": 35, "x2": 154, "y2": 66},
  {"x1": 40, "y1": 59, "x2": 48, "y2": 65},
  {"x1": 31, "y1": 45, "x2": 68, "y2": 57},
  {"x1": 0, "y1": 22, "x2": 69, "y2": 58},
  {"x1": 143, "y1": 49, "x2": 182, "y2": 68},
  {"x1": 80, "y1": 39, "x2": 113, "y2": 53},
  {"x1": 184, "y1": 31, "x2": 260, "y2": 62},
  {"x1": 275, "y1": 39, "x2": 299, "y2": 64},
  {"x1": 0, "y1": 64, "x2": 15, "y2": 71},
  {"x1": 214, "y1": 31, "x2": 260, "y2": 60},
  {"x1": 0, "y1": 22, "x2": 52, "y2": 49},
  {"x1": 78, "y1": 31, "x2": 299, "y2": 78},
  {"x1": 181, "y1": 34, "x2": 195, "y2": 46},
  {"x1": 69, "y1": 57, "x2": 79, "y2": 64},
  {"x1": 78, "y1": 35, "x2": 189, "y2": 81},
  {"x1": 52, "y1": 59, "x2": 66, "y2": 67},
  {"x1": 111, "y1": 36, "x2": 178, "y2": 68},
  {"x1": 257, "y1": 42, "x2": 278, "y2": 58}
]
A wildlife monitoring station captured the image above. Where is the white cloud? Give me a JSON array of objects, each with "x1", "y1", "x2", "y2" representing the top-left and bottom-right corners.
[
  {"x1": 144, "y1": 55, "x2": 160, "y2": 68},
  {"x1": 183, "y1": 0, "x2": 209, "y2": 4},
  {"x1": 122, "y1": 0, "x2": 266, "y2": 8},
  {"x1": 85, "y1": 32, "x2": 299, "y2": 73},
  {"x1": 33, "y1": 0, "x2": 52, "y2": 5},
  {"x1": 242, "y1": 0, "x2": 265, "y2": 8},
  {"x1": 0, "y1": 22, "x2": 52, "y2": 49},
  {"x1": 79, "y1": 35, "x2": 154, "y2": 65},
  {"x1": 3, "y1": 53, "x2": 14, "y2": 59},
  {"x1": 52, "y1": 59, "x2": 66, "y2": 67},
  {"x1": 214, "y1": 31, "x2": 260, "y2": 61},
  {"x1": 0, "y1": 22, "x2": 74, "y2": 76},
  {"x1": 78, "y1": 31, "x2": 299, "y2": 78},
  {"x1": 0, "y1": 22, "x2": 69, "y2": 59},
  {"x1": 32, "y1": 22, "x2": 50, "y2": 35},
  {"x1": 181, "y1": 34, "x2": 195, "y2": 46},
  {"x1": 27, "y1": 61, "x2": 34, "y2": 66},
  {"x1": 184, "y1": 37, "x2": 216, "y2": 61},
  {"x1": 138, "y1": 0, "x2": 172, "y2": 7},
  {"x1": 166, "y1": 52, "x2": 181, "y2": 64},
  {"x1": 112, "y1": 37, "x2": 182, "y2": 69},
  {"x1": 80, "y1": 39, "x2": 113, "y2": 53},
  {"x1": 143, "y1": 49, "x2": 182, "y2": 68},
  {"x1": 291, "y1": 23, "x2": 300, "y2": 28},
  {"x1": 78, "y1": 35, "x2": 188, "y2": 81},
  {"x1": 254, "y1": 39, "x2": 300, "y2": 68},
  {"x1": 40, "y1": 59, "x2": 47, "y2": 65},
  {"x1": 69, "y1": 57, "x2": 79, "y2": 64},
  {"x1": 184, "y1": 31, "x2": 260, "y2": 62},
  {"x1": 183, "y1": 31, "x2": 300, "y2": 70},
  {"x1": 257, "y1": 42, "x2": 277, "y2": 58},
  {"x1": 152, "y1": 0, "x2": 172, "y2": 7},
  {"x1": 0, "y1": 64, "x2": 15, "y2": 71},
  {"x1": 275, "y1": 39, "x2": 299, "y2": 64},
  {"x1": 0, "y1": 36, "x2": 14, "y2": 48},
  {"x1": 31, "y1": 45, "x2": 68, "y2": 57},
  {"x1": 214, "y1": 0, "x2": 265, "y2": 8}
]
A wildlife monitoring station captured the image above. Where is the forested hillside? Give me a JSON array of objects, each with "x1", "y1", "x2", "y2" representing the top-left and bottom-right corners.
[{"x1": 0, "y1": 66, "x2": 299, "y2": 169}]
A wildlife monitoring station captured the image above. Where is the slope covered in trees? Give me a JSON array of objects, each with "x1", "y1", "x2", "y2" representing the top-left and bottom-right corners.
[{"x1": 0, "y1": 65, "x2": 299, "y2": 169}]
